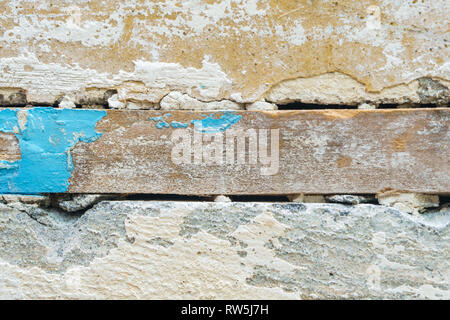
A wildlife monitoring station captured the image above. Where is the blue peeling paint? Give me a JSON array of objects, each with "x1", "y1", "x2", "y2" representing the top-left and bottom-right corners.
[
  {"x1": 149, "y1": 113, "x2": 172, "y2": 122},
  {"x1": 191, "y1": 112, "x2": 242, "y2": 133},
  {"x1": 0, "y1": 107, "x2": 106, "y2": 194},
  {"x1": 155, "y1": 121, "x2": 170, "y2": 129},
  {"x1": 170, "y1": 121, "x2": 188, "y2": 129},
  {"x1": 149, "y1": 113, "x2": 172, "y2": 129},
  {"x1": 149, "y1": 111, "x2": 241, "y2": 132}
]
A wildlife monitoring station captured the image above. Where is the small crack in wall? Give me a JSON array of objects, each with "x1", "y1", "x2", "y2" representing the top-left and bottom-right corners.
[{"x1": 2, "y1": 193, "x2": 448, "y2": 215}]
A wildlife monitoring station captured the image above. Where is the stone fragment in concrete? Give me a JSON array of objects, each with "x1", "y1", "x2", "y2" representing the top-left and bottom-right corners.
[
  {"x1": 417, "y1": 78, "x2": 449, "y2": 106},
  {"x1": 0, "y1": 194, "x2": 50, "y2": 207},
  {"x1": 101, "y1": 92, "x2": 157, "y2": 109},
  {"x1": 73, "y1": 89, "x2": 116, "y2": 107},
  {"x1": 107, "y1": 94, "x2": 125, "y2": 109},
  {"x1": 0, "y1": 88, "x2": 27, "y2": 106},
  {"x1": 288, "y1": 194, "x2": 326, "y2": 203},
  {"x1": 377, "y1": 192, "x2": 440, "y2": 214},
  {"x1": 214, "y1": 195, "x2": 232, "y2": 202},
  {"x1": 58, "y1": 96, "x2": 76, "y2": 109},
  {"x1": 116, "y1": 81, "x2": 167, "y2": 104},
  {"x1": 326, "y1": 195, "x2": 376, "y2": 205},
  {"x1": 266, "y1": 73, "x2": 450, "y2": 105},
  {"x1": 56, "y1": 194, "x2": 115, "y2": 213},
  {"x1": 160, "y1": 91, "x2": 242, "y2": 110},
  {"x1": 246, "y1": 101, "x2": 278, "y2": 111},
  {"x1": 0, "y1": 201, "x2": 448, "y2": 299}
]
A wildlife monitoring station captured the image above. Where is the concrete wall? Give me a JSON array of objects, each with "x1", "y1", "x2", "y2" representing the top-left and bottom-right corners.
[
  {"x1": 0, "y1": 0, "x2": 448, "y2": 106},
  {"x1": 1, "y1": 201, "x2": 449, "y2": 299},
  {"x1": 0, "y1": 1, "x2": 449, "y2": 299}
]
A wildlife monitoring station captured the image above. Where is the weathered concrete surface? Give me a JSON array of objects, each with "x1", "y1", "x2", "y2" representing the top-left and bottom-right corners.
[
  {"x1": 377, "y1": 192, "x2": 440, "y2": 215},
  {"x1": 0, "y1": 201, "x2": 448, "y2": 299},
  {"x1": 0, "y1": 1, "x2": 448, "y2": 105},
  {"x1": 55, "y1": 194, "x2": 117, "y2": 213},
  {"x1": 265, "y1": 73, "x2": 450, "y2": 106}
]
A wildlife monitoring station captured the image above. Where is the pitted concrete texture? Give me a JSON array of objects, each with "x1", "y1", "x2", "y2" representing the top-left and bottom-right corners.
[{"x1": 0, "y1": 201, "x2": 448, "y2": 299}]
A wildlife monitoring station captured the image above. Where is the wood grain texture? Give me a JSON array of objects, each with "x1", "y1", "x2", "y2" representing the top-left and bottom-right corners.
[
  {"x1": 0, "y1": 132, "x2": 21, "y2": 162},
  {"x1": 62, "y1": 108, "x2": 450, "y2": 195}
]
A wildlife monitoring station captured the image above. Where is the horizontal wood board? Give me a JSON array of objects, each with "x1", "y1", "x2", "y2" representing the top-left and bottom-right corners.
[{"x1": 0, "y1": 108, "x2": 448, "y2": 194}]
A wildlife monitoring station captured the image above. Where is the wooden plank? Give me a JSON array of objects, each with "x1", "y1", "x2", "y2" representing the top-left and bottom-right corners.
[{"x1": 0, "y1": 108, "x2": 449, "y2": 194}]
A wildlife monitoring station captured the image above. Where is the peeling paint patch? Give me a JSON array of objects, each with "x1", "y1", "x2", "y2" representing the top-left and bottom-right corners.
[
  {"x1": 170, "y1": 121, "x2": 188, "y2": 129},
  {"x1": 149, "y1": 113, "x2": 172, "y2": 129},
  {"x1": 0, "y1": 108, "x2": 106, "y2": 193},
  {"x1": 417, "y1": 78, "x2": 449, "y2": 105},
  {"x1": 149, "y1": 111, "x2": 242, "y2": 132},
  {"x1": 191, "y1": 112, "x2": 242, "y2": 133}
]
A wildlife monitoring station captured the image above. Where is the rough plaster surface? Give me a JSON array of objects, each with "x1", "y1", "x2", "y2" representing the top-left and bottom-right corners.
[
  {"x1": 0, "y1": 0, "x2": 448, "y2": 105},
  {"x1": 377, "y1": 192, "x2": 440, "y2": 215},
  {"x1": 56, "y1": 194, "x2": 117, "y2": 213},
  {"x1": 246, "y1": 101, "x2": 278, "y2": 111},
  {"x1": 265, "y1": 73, "x2": 450, "y2": 105},
  {"x1": 160, "y1": 91, "x2": 243, "y2": 110},
  {"x1": 0, "y1": 201, "x2": 448, "y2": 299}
]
